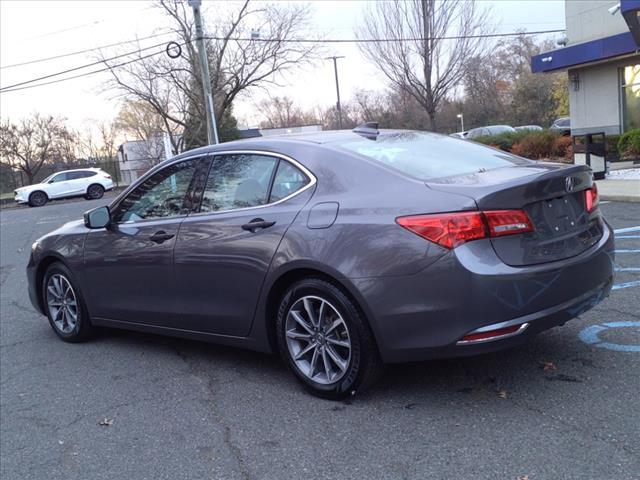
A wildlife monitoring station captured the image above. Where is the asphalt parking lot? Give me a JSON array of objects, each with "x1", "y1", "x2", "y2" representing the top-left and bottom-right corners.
[{"x1": 1, "y1": 198, "x2": 639, "y2": 480}]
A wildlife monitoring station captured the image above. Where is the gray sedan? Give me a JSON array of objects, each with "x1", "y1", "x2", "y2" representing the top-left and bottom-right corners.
[{"x1": 27, "y1": 125, "x2": 614, "y2": 399}]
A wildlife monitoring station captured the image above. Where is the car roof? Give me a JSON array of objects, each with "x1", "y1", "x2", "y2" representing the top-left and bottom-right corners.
[
  {"x1": 173, "y1": 129, "x2": 448, "y2": 158},
  {"x1": 56, "y1": 167, "x2": 101, "y2": 173}
]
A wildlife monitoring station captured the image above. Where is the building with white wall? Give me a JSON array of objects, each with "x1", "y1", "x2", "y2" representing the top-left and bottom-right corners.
[
  {"x1": 117, "y1": 133, "x2": 175, "y2": 185},
  {"x1": 532, "y1": 0, "x2": 640, "y2": 136}
]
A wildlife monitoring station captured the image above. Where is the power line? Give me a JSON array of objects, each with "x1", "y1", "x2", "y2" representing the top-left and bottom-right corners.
[
  {"x1": 1, "y1": 31, "x2": 173, "y2": 70},
  {"x1": 203, "y1": 28, "x2": 565, "y2": 43},
  {"x1": 0, "y1": 28, "x2": 564, "y2": 94},
  {"x1": 0, "y1": 38, "x2": 177, "y2": 91},
  {"x1": 0, "y1": 45, "x2": 182, "y2": 94}
]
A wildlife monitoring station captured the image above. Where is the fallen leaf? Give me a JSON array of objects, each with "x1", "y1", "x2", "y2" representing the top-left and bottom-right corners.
[
  {"x1": 98, "y1": 418, "x2": 114, "y2": 426},
  {"x1": 540, "y1": 361, "x2": 556, "y2": 371},
  {"x1": 498, "y1": 389, "x2": 508, "y2": 399}
]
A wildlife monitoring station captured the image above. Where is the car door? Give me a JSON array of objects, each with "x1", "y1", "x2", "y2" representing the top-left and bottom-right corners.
[
  {"x1": 173, "y1": 152, "x2": 315, "y2": 336},
  {"x1": 45, "y1": 172, "x2": 71, "y2": 198},
  {"x1": 83, "y1": 157, "x2": 207, "y2": 327},
  {"x1": 65, "y1": 171, "x2": 88, "y2": 195}
]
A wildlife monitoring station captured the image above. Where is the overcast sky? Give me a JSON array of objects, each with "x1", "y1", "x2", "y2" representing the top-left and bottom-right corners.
[{"x1": 0, "y1": 0, "x2": 565, "y2": 130}]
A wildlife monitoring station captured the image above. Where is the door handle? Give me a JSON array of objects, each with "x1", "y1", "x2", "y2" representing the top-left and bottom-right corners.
[
  {"x1": 241, "y1": 218, "x2": 276, "y2": 233},
  {"x1": 149, "y1": 230, "x2": 175, "y2": 244}
]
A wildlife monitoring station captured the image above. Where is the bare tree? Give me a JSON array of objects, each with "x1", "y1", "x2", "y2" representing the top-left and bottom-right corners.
[
  {"x1": 358, "y1": 0, "x2": 489, "y2": 131},
  {"x1": 257, "y1": 96, "x2": 321, "y2": 128},
  {"x1": 102, "y1": 0, "x2": 320, "y2": 149},
  {"x1": 0, "y1": 114, "x2": 74, "y2": 184},
  {"x1": 98, "y1": 120, "x2": 119, "y2": 163}
]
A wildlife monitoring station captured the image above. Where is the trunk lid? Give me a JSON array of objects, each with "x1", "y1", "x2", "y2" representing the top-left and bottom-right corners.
[{"x1": 426, "y1": 163, "x2": 603, "y2": 266}]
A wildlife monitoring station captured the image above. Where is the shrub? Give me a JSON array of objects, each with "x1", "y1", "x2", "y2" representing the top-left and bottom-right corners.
[
  {"x1": 605, "y1": 134, "x2": 620, "y2": 157},
  {"x1": 472, "y1": 130, "x2": 531, "y2": 151},
  {"x1": 510, "y1": 131, "x2": 560, "y2": 159},
  {"x1": 617, "y1": 129, "x2": 640, "y2": 158},
  {"x1": 552, "y1": 135, "x2": 573, "y2": 163}
]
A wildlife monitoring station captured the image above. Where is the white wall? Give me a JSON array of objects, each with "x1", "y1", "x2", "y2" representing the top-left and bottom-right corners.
[
  {"x1": 569, "y1": 56, "x2": 640, "y2": 135},
  {"x1": 566, "y1": 0, "x2": 629, "y2": 46}
]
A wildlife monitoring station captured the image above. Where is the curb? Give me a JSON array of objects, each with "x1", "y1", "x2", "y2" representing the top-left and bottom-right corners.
[{"x1": 600, "y1": 195, "x2": 640, "y2": 203}]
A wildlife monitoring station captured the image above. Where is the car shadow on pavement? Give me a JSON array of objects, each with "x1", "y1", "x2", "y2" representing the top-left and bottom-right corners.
[{"x1": 94, "y1": 325, "x2": 595, "y2": 404}]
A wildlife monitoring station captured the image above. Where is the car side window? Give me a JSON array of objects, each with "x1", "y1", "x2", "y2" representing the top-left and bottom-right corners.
[
  {"x1": 200, "y1": 154, "x2": 277, "y2": 213},
  {"x1": 49, "y1": 173, "x2": 68, "y2": 183},
  {"x1": 269, "y1": 160, "x2": 310, "y2": 202},
  {"x1": 113, "y1": 160, "x2": 197, "y2": 223}
]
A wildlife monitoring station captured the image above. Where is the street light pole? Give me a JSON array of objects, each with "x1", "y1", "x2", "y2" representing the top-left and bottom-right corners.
[
  {"x1": 189, "y1": 0, "x2": 219, "y2": 145},
  {"x1": 456, "y1": 113, "x2": 464, "y2": 132},
  {"x1": 326, "y1": 56, "x2": 345, "y2": 129}
]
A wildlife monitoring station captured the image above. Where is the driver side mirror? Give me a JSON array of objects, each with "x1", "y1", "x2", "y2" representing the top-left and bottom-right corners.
[{"x1": 84, "y1": 206, "x2": 111, "y2": 229}]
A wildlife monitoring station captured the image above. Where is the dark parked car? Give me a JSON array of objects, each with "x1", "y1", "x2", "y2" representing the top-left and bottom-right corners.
[
  {"x1": 28, "y1": 125, "x2": 614, "y2": 399},
  {"x1": 466, "y1": 125, "x2": 516, "y2": 139},
  {"x1": 550, "y1": 117, "x2": 571, "y2": 136}
]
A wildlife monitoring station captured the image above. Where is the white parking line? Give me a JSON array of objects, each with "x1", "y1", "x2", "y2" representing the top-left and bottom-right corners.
[{"x1": 614, "y1": 226, "x2": 640, "y2": 234}]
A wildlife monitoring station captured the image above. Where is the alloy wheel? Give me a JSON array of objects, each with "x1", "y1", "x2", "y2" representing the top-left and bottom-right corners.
[
  {"x1": 285, "y1": 295, "x2": 352, "y2": 385},
  {"x1": 46, "y1": 274, "x2": 78, "y2": 334},
  {"x1": 88, "y1": 185, "x2": 103, "y2": 199},
  {"x1": 31, "y1": 192, "x2": 46, "y2": 206}
]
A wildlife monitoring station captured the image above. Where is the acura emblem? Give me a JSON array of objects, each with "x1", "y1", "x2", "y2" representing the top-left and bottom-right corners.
[{"x1": 565, "y1": 176, "x2": 576, "y2": 192}]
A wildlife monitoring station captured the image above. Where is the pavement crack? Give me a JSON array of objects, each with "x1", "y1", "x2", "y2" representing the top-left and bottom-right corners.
[{"x1": 172, "y1": 345, "x2": 253, "y2": 480}]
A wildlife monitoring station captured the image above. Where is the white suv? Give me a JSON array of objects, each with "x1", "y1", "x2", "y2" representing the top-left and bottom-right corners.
[{"x1": 14, "y1": 168, "x2": 114, "y2": 207}]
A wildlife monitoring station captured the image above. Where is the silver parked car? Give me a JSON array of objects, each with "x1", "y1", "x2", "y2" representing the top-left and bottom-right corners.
[
  {"x1": 466, "y1": 125, "x2": 516, "y2": 139},
  {"x1": 515, "y1": 125, "x2": 544, "y2": 132}
]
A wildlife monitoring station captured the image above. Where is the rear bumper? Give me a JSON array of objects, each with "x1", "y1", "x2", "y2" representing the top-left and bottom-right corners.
[{"x1": 354, "y1": 219, "x2": 615, "y2": 363}]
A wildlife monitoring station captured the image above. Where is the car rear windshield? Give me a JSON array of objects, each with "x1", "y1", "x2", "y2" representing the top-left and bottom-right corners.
[{"x1": 336, "y1": 132, "x2": 528, "y2": 180}]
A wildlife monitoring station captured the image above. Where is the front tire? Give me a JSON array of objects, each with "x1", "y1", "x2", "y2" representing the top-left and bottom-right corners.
[
  {"x1": 86, "y1": 184, "x2": 104, "y2": 200},
  {"x1": 43, "y1": 262, "x2": 94, "y2": 342},
  {"x1": 28, "y1": 191, "x2": 48, "y2": 207},
  {"x1": 276, "y1": 278, "x2": 383, "y2": 400}
]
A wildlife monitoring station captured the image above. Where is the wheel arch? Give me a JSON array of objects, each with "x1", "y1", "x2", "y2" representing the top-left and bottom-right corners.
[
  {"x1": 86, "y1": 183, "x2": 104, "y2": 194},
  {"x1": 259, "y1": 263, "x2": 381, "y2": 356},
  {"x1": 29, "y1": 190, "x2": 49, "y2": 200},
  {"x1": 34, "y1": 254, "x2": 70, "y2": 313}
]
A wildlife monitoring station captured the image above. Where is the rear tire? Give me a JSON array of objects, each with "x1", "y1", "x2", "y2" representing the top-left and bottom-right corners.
[
  {"x1": 276, "y1": 278, "x2": 383, "y2": 400},
  {"x1": 86, "y1": 184, "x2": 104, "y2": 200},
  {"x1": 28, "y1": 191, "x2": 48, "y2": 207},
  {"x1": 43, "y1": 262, "x2": 94, "y2": 343}
]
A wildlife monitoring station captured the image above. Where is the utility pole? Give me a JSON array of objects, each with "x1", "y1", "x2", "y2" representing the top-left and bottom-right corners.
[
  {"x1": 326, "y1": 56, "x2": 345, "y2": 129},
  {"x1": 189, "y1": 0, "x2": 219, "y2": 144}
]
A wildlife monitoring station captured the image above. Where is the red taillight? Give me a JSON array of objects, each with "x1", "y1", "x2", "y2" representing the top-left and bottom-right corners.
[
  {"x1": 584, "y1": 184, "x2": 598, "y2": 212},
  {"x1": 396, "y1": 209, "x2": 533, "y2": 249},
  {"x1": 483, "y1": 210, "x2": 533, "y2": 237},
  {"x1": 396, "y1": 212, "x2": 486, "y2": 249},
  {"x1": 104, "y1": 174, "x2": 112, "y2": 180}
]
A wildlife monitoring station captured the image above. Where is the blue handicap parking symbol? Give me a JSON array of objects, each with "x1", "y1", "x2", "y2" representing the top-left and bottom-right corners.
[{"x1": 578, "y1": 321, "x2": 640, "y2": 352}]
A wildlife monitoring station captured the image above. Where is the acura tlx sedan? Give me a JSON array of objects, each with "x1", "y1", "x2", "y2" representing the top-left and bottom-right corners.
[{"x1": 27, "y1": 124, "x2": 614, "y2": 399}]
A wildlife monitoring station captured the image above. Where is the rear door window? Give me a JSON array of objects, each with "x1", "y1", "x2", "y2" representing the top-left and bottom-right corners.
[
  {"x1": 269, "y1": 161, "x2": 310, "y2": 202},
  {"x1": 200, "y1": 154, "x2": 277, "y2": 212}
]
